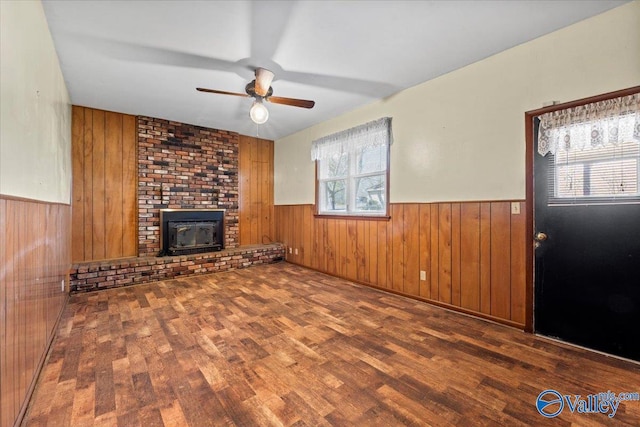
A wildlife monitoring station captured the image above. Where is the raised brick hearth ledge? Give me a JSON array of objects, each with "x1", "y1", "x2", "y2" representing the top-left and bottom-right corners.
[{"x1": 70, "y1": 244, "x2": 285, "y2": 293}]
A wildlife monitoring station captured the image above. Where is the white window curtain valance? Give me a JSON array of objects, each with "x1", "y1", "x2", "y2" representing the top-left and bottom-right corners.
[
  {"x1": 538, "y1": 93, "x2": 640, "y2": 156},
  {"x1": 311, "y1": 117, "x2": 393, "y2": 161}
]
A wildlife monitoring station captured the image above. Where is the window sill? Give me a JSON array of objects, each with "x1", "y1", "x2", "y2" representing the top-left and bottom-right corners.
[{"x1": 314, "y1": 213, "x2": 391, "y2": 221}]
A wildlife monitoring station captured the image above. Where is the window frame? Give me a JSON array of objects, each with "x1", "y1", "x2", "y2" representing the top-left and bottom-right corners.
[{"x1": 315, "y1": 143, "x2": 391, "y2": 220}]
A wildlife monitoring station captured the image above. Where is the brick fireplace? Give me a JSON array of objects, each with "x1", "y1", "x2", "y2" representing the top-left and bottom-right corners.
[
  {"x1": 70, "y1": 112, "x2": 284, "y2": 293},
  {"x1": 138, "y1": 116, "x2": 239, "y2": 256}
]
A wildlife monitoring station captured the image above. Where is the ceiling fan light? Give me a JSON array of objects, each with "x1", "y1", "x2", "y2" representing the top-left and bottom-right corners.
[{"x1": 249, "y1": 100, "x2": 269, "y2": 124}]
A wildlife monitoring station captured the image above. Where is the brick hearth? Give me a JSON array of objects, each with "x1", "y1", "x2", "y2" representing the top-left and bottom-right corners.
[{"x1": 70, "y1": 244, "x2": 285, "y2": 293}]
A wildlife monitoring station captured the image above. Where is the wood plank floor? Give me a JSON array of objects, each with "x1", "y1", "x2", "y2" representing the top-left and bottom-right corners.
[{"x1": 23, "y1": 263, "x2": 640, "y2": 426}]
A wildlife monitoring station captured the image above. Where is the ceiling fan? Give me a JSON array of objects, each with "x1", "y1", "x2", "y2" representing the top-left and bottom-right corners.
[{"x1": 197, "y1": 68, "x2": 315, "y2": 124}]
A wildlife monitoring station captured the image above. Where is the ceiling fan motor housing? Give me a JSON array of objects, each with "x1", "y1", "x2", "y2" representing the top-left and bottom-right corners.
[{"x1": 245, "y1": 81, "x2": 273, "y2": 99}]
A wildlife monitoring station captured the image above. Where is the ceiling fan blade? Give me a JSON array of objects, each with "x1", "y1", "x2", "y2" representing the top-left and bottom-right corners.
[
  {"x1": 254, "y1": 68, "x2": 275, "y2": 97},
  {"x1": 85, "y1": 35, "x2": 243, "y2": 74},
  {"x1": 250, "y1": 2, "x2": 296, "y2": 60},
  {"x1": 279, "y1": 69, "x2": 399, "y2": 97},
  {"x1": 196, "y1": 88, "x2": 250, "y2": 98},
  {"x1": 267, "y1": 96, "x2": 315, "y2": 109}
]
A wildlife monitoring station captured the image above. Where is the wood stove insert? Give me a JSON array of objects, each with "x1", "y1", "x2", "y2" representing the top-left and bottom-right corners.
[{"x1": 159, "y1": 209, "x2": 224, "y2": 256}]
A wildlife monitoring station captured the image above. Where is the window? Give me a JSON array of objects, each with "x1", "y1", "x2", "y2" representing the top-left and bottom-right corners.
[
  {"x1": 538, "y1": 94, "x2": 640, "y2": 205},
  {"x1": 312, "y1": 118, "x2": 391, "y2": 216},
  {"x1": 551, "y1": 139, "x2": 639, "y2": 202}
]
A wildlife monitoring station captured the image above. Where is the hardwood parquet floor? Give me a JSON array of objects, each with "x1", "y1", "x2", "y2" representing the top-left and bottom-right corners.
[{"x1": 24, "y1": 263, "x2": 640, "y2": 426}]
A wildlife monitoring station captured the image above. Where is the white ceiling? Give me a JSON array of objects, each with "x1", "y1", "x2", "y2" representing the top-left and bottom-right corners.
[{"x1": 42, "y1": 0, "x2": 628, "y2": 140}]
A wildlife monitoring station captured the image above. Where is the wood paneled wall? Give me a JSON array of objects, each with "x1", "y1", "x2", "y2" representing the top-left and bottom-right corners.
[
  {"x1": 238, "y1": 136, "x2": 275, "y2": 245},
  {"x1": 274, "y1": 202, "x2": 526, "y2": 327},
  {"x1": 0, "y1": 196, "x2": 70, "y2": 427},
  {"x1": 71, "y1": 106, "x2": 137, "y2": 262}
]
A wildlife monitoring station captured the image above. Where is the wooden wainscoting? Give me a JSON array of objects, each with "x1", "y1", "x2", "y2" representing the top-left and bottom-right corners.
[
  {"x1": 238, "y1": 136, "x2": 275, "y2": 245},
  {"x1": 0, "y1": 196, "x2": 71, "y2": 427},
  {"x1": 274, "y1": 202, "x2": 526, "y2": 327},
  {"x1": 71, "y1": 106, "x2": 137, "y2": 263}
]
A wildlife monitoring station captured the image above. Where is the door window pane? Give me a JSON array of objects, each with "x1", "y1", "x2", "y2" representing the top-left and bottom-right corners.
[
  {"x1": 589, "y1": 158, "x2": 638, "y2": 196},
  {"x1": 551, "y1": 137, "x2": 640, "y2": 203},
  {"x1": 555, "y1": 164, "x2": 585, "y2": 198}
]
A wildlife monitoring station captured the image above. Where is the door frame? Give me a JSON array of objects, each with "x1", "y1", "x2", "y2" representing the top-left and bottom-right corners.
[{"x1": 524, "y1": 85, "x2": 640, "y2": 333}]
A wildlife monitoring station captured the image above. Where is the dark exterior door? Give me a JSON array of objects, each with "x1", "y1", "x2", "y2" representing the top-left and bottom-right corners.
[{"x1": 533, "y1": 103, "x2": 640, "y2": 361}]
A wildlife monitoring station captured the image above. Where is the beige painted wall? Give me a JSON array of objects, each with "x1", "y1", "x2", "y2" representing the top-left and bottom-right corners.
[
  {"x1": 1, "y1": 0, "x2": 71, "y2": 204},
  {"x1": 274, "y1": 2, "x2": 640, "y2": 205}
]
